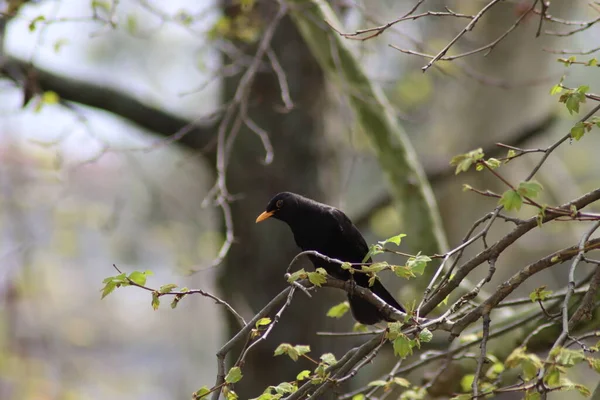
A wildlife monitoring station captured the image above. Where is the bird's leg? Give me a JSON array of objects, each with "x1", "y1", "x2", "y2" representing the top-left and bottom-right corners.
[{"x1": 344, "y1": 273, "x2": 357, "y2": 297}]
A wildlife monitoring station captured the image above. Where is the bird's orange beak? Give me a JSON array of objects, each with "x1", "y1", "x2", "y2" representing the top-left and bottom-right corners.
[{"x1": 256, "y1": 210, "x2": 275, "y2": 223}]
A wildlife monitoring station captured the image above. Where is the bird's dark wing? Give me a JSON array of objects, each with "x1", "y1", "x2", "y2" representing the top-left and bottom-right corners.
[
  {"x1": 328, "y1": 208, "x2": 405, "y2": 323},
  {"x1": 327, "y1": 208, "x2": 371, "y2": 262}
]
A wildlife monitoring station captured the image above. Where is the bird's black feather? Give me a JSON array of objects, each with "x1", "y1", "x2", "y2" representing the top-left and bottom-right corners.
[{"x1": 257, "y1": 192, "x2": 405, "y2": 325}]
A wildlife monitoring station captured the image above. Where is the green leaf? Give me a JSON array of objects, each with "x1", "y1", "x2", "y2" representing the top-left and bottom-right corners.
[
  {"x1": 587, "y1": 357, "x2": 600, "y2": 373},
  {"x1": 361, "y1": 261, "x2": 389, "y2": 273},
  {"x1": 101, "y1": 281, "x2": 117, "y2": 299},
  {"x1": 320, "y1": 353, "x2": 337, "y2": 366},
  {"x1": 159, "y1": 283, "x2": 178, "y2": 294},
  {"x1": 151, "y1": 292, "x2": 160, "y2": 310},
  {"x1": 193, "y1": 386, "x2": 211, "y2": 399},
  {"x1": 341, "y1": 262, "x2": 352, "y2": 270},
  {"x1": 450, "y1": 148, "x2": 484, "y2": 174},
  {"x1": 225, "y1": 388, "x2": 238, "y2": 400},
  {"x1": 352, "y1": 395, "x2": 365, "y2": 400},
  {"x1": 326, "y1": 301, "x2": 350, "y2": 318},
  {"x1": 393, "y1": 265, "x2": 416, "y2": 279},
  {"x1": 29, "y1": 16, "x2": 46, "y2": 32},
  {"x1": 571, "y1": 122, "x2": 586, "y2": 141},
  {"x1": 460, "y1": 374, "x2": 474, "y2": 392},
  {"x1": 544, "y1": 365, "x2": 560, "y2": 386},
  {"x1": 296, "y1": 370, "x2": 311, "y2": 381},
  {"x1": 499, "y1": 189, "x2": 523, "y2": 211},
  {"x1": 307, "y1": 271, "x2": 327, "y2": 287},
  {"x1": 529, "y1": 286, "x2": 553, "y2": 302},
  {"x1": 485, "y1": 158, "x2": 501, "y2": 169},
  {"x1": 553, "y1": 347, "x2": 585, "y2": 367},
  {"x1": 379, "y1": 234, "x2": 407, "y2": 246},
  {"x1": 255, "y1": 317, "x2": 272, "y2": 328},
  {"x1": 287, "y1": 269, "x2": 307, "y2": 283},
  {"x1": 273, "y1": 382, "x2": 296, "y2": 395},
  {"x1": 225, "y1": 366, "x2": 243, "y2": 383},
  {"x1": 550, "y1": 84, "x2": 563, "y2": 95},
  {"x1": 126, "y1": 14, "x2": 137, "y2": 34},
  {"x1": 393, "y1": 334, "x2": 413, "y2": 358},
  {"x1": 393, "y1": 377, "x2": 410, "y2": 387},
  {"x1": 42, "y1": 91, "x2": 60, "y2": 105},
  {"x1": 517, "y1": 181, "x2": 543, "y2": 199},
  {"x1": 128, "y1": 271, "x2": 148, "y2": 286},
  {"x1": 353, "y1": 322, "x2": 368, "y2": 332},
  {"x1": 449, "y1": 394, "x2": 471, "y2": 400},
  {"x1": 368, "y1": 380, "x2": 388, "y2": 387},
  {"x1": 406, "y1": 254, "x2": 431, "y2": 276},
  {"x1": 362, "y1": 244, "x2": 383, "y2": 262},
  {"x1": 171, "y1": 294, "x2": 184, "y2": 309},
  {"x1": 524, "y1": 389, "x2": 541, "y2": 400},
  {"x1": 418, "y1": 328, "x2": 433, "y2": 343},
  {"x1": 295, "y1": 345, "x2": 311, "y2": 357}
]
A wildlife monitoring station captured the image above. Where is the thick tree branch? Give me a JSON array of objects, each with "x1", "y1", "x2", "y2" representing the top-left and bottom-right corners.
[{"x1": 1, "y1": 56, "x2": 217, "y2": 153}]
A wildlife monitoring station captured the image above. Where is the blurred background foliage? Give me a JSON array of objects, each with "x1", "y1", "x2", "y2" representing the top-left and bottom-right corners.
[{"x1": 0, "y1": 0, "x2": 599, "y2": 399}]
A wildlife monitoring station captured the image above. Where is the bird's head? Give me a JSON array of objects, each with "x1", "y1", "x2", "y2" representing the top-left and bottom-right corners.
[{"x1": 255, "y1": 192, "x2": 302, "y2": 224}]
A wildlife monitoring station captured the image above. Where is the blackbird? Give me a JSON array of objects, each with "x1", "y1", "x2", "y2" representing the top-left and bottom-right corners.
[{"x1": 256, "y1": 192, "x2": 405, "y2": 325}]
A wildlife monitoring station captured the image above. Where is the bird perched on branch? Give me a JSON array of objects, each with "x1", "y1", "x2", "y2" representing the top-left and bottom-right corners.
[{"x1": 256, "y1": 192, "x2": 405, "y2": 325}]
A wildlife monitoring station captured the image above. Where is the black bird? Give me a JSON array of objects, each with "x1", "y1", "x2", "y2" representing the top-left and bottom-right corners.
[{"x1": 256, "y1": 192, "x2": 405, "y2": 325}]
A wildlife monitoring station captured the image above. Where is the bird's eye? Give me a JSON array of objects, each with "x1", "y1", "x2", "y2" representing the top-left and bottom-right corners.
[{"x1": 276, "y1": 199, "x2": 284, "y2": 208}]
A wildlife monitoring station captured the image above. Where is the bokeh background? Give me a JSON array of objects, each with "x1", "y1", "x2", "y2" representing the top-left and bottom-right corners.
[{"x1": 0, "y1": 0, "x2": 599, "y2": 399}]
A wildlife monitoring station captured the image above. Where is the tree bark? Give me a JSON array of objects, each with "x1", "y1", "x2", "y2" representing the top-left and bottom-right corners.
[{"x1": 216, "y1": 2, "x2": 346, "y2": 397}]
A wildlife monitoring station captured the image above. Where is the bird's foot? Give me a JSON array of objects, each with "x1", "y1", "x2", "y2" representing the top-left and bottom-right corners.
[{"x1": 344, "y1": 277, "x2": 357, "y2": 296}]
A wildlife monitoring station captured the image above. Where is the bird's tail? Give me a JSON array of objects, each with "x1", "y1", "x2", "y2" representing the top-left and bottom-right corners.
[{"x1": 347, "y1": 280, "x2": 405, "y2": 325}]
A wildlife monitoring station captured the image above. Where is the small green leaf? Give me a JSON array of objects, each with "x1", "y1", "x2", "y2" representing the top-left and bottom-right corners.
[
  {"x1": 418, "y1": 328, "x2": 433, "y2": 343},
  {"x1": 393, "y1": 265, "x2": 416, "y2": 279},
  {"x1": 361, "y1": 261, "x2": 389, "y2": 273},
  {"x1": 128, "y1": 271, "x2": 148, "y2": 286},
  {"x1": 524, "y1": 390, "x2": 541, "y2": 400},
  {"x1": 393, "y1": 334, "x2": 413, "y2": 358},
  {"x1": 544, "y1": 365, "x2": 560, "y2": 386},
  {"x1": 587, "y1": 357, "x2": 600, "y2": 373},
  {"x1": 151, "y1": 292, "x2": 160, "y2": 310},
  {"x1": 499, "y1": 190, "x2": 523, "y2": 211},
  {"x1": 450, "y1": 148, "x2": 484, "y2": 174},
  {"x1": 171, "y1": 294, "x2": 184, "y2": 309},
  {"x1": 529, "y1": 286, "x2": 553, "y2": 302},
  {"x1": 225, "y1": 366, "x2": 243, "y2": 384},
  {"x1": 460, "y1": 374, "x2": 474, "y2": 392},
  {"x1": 326, "y1": 301, "x2": 350, "y2": 319},
  {"x1": 159, "y1": 283, "x2": 178, "y2": 294},
  {"x1": 296, "y1": 370, "x2": 311, "y2": 381},
  {"x1": 126, "y1": 14, "x2": 137, "y2": 34},
  {"x1": 101, "y1": 281, "x2": 117, "y2": 299},
  {"x1": 406, "y1": 254, "x2": 431, "y2": 276},
  {"x1": 29, "y1": 16, "x2": 46, "y2": 32},
  {"x1": 287, "y1": 269, "x2": 307, "y2": 283},
  {"x1": 352, "y1": 395, "x2": 365, "y2": 400},
  {"x1": 256, "y1": 317, "x2": 272, "y2": 328},
  {"x1": 307, "y1": 271, "x2": 327, "y2": 287},
  {"x1": 193, "y1": 386, "x2": 211, "y2": 399},
  {"x1": 320, "y1": 353, "x2": 337, "y2": 366},
  {"x1": 368, "y1": 380, "x2": 388, "y2": 387},
  {"x1": 517, "y1": 181, "x2": 543, "y2": 199},
  {"x1": 379, "y1": 234, "x2": 407, "y2": 246},
  {"x1": 53, "y1": 38, "x2": 69, "y2": 53},
  {"x1": 571, "y1": 122, "x2": 586, "y2": 141},
  {"x1": 393, "y1": 377, "x2": 410, "y2": 387},
  {"x1": 550, "y1": 84, "x2": 563, "y2": 95},
  {"x1": 362, "y1": 244, "x2": 383, "y2": 262},
  {"x1": 42, "y1": 91, "x2": 60, "y2": 105}
]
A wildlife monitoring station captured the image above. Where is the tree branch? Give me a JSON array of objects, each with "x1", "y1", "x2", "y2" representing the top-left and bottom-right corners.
[{"x1": 1, "y1": 56, "x2": 218, "y2": 154}]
